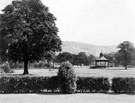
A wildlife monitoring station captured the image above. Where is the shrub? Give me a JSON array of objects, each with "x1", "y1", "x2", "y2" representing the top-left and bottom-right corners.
[
  {"x1": 58, "y1": 61, "x2": 77, "y2": 94},
  {"x1": 77, "y1": 77, "x2": 110, "y2": 93},
  {"x1": 112, "y1": 78, "x2": 135, "y2": 93},
  {"x1": 0, "y1": 63, "x2": 14, "y2": 73},
  {"x1": 0, "y1": 76, "x2": 59, "y2": 93}
]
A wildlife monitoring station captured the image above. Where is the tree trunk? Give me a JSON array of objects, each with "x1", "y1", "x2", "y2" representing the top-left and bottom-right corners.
[{"x1": 23, "y1": 60, "x2": 29, "y2": 75}]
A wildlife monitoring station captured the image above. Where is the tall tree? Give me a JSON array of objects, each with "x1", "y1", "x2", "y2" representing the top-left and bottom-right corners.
[
  {"x1": 0, "y1": 0, "x2": 61, "y2": 74},
  {"x1": 117, "y1": 41, "x2": 134, "y2": 69}
]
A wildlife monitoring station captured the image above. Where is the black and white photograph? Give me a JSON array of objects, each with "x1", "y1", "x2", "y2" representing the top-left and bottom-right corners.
[{"x1": 0, "y1": 0, "x2": 135, "y2": 103}]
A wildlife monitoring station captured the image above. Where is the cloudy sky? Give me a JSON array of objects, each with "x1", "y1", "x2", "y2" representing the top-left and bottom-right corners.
[{"x1": 0, "y1": 0, "x2": 135, "y2": 46}]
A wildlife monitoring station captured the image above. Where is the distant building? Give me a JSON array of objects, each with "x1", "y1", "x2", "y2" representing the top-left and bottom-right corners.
[{"x1": 95, "y1": 52, "x2": 109, "y2": 68}]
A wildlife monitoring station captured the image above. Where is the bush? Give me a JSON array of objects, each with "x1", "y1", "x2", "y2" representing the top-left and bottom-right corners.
[
  {"x1": 58, "y1": 61, "x2": 77, "y2": 94},
  {"x1": 112, "y1": 78, "x2": 135, "y2": 93},
  {"x1": 0, "y1": 75, "x2": 111, "y2": 93},
  {"x1": 77, "y1": 77, "x2": 110, "y2": 93},
  {"x1": 0, "y1": 63, "x2": 14, "y2": 73},
  {"x1": 0, "y1": 76, "x2": 59, "y2": 93}
]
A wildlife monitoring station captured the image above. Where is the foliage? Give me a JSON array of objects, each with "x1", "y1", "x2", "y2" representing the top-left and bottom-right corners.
[
  {"x1": 104, "y1": 52, "x2": 116, "y2": 66},
  {"x1": 117, "y1": 41, "x2": 135, "y2": 69},
  {"x1": 1, "y1": 76, "x2": 135, "y2": 94},
  {"x1": 114, "y1": 52, "x2": 121, "y2": 66},
  {"x1": 44, "y1": 51, "x2": 55, "y2": 63},
  {"x1": 55, "y1": 52, "x2": 96, "y2": 66},
  {"x1": 58, "y1": 61, "x2": 77, "y2": 94},
  {"x1": 112, "y1": 77, "x2": 135, "y2": 93},
  {"x1": 0, "y1": 62, "x2": 14, "y2": 73},
  {"x1": 0, "y1": 76, "x2": 59, "y2": 93},
  {"x1": 0, "y1": 0, "x2": 61, "y2": 74},
  {"x1": 77, "y1": 52, "x2": 88, "y2": 66},
  {"x1": 131, "y1": 48, "x2": 135, "y2": 66},
  {"x1": 87, "y1": 54, "x2": 96, "y2": 65},
  {"x1": 9, "y1": 62, "x2": 23, "y2": 69},
  {"x1": 77, "y1": 77, "x2": 110, "y2": 93},
  {"x1": 55, "y1": 52, "x2": 74, "y2": 64},
  {"x1": 33, "y1": 61, "x2": 46, "y2": 68}
]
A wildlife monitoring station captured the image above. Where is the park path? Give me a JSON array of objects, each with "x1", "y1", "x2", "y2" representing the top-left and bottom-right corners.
[{"x1": 0, "y1": 93, "x2": 135, "y2": 103}]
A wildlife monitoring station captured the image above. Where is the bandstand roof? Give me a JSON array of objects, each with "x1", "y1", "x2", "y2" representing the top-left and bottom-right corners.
[
  {"x1": 95, "y1": 51, "x2": 109, "y2": 61},
  {"x1": 96, "y1": 56, "x2": 109, "y2": 61}
]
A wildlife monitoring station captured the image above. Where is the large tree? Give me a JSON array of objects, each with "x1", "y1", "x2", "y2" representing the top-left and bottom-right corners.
[
  {"x1": 117, "y1": 41, "x2": 134, "y2": 69},
  {"x1": 0, "y1": 0, "x2": 61, "y2": 74}
]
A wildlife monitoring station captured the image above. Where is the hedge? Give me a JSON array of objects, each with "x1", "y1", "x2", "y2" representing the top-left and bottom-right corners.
[
  {"x1": 1, "y1": 76, "x2": 135, "y2": 94},
  {"x1": 0, "y1": 76, "x2": 59, "y2": 93},
  {"x1": 111, "y1": 77, "x2": 135, "y2": 93},
  {"x1": 0, "y1": 76, "x2": 110, "y2": 93},
  {"x1": 77, "y1": 77, "x2": 110, "y2": 93}
]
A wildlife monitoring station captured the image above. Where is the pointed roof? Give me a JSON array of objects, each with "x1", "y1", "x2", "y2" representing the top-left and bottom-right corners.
[
  {"x1": 96, "y1": 56, "x2": 108, "y2": 61},
  {"x1": 96, "y1": 51, "x2": 109, "y2": 61}
]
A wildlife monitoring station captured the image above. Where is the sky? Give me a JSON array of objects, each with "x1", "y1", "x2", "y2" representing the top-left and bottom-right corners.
[{"x1": 0, "y1": 0, "x2": 135, "y2": 46}]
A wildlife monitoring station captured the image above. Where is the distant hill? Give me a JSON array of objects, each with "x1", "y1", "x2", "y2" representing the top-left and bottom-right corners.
[{"x1": 61, "y1": 41, "x2": 117, "y2": 56}]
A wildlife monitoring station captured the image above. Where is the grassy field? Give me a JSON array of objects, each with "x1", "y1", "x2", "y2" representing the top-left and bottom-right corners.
[{"x1": 4, "y1": 66, "x2": 135, "y2": 79}]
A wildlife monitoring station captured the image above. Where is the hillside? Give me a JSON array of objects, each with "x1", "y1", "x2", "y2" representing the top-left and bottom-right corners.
[{"x1": 61, "y1": 41, "x2": 117, "y2": 56}]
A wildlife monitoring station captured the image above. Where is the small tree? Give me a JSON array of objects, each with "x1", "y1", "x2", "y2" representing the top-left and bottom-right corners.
[
  {"x1": 58, "y1": 61, "x2": 77, "y2": 94},
  {"x1": 117, "y1": 41, "x2": 135, "y2": 69},
  {"x1": 0, "y1": 0, "x2": 61, "y2": 74}
]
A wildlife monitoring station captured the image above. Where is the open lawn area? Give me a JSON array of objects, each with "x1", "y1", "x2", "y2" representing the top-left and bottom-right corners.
[
  {"x1": 3, "y1": 67, "x2": 135, "y2": 79},
  {"x1": 0, "y1": 93, "x2": 135, "y2": 103}
]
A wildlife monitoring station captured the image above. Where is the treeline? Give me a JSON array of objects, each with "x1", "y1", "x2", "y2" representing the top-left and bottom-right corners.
[
  {"x1": 55, "y1": 52, "x2": 96, "y2": 66},
  {"x1": 3, "y1": 52, "x2": 96, "y2": 69}
]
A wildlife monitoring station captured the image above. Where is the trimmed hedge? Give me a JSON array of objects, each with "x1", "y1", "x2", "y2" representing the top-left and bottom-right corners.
[
  {"x1": 77, "y1": 77, "x2": 110, "y2": 93},
  {"x1": 0, "y1": 76, "x2": 110, "y2": 93},
  {"x1": 1, "y1": 76, "x2": 135, "y2": 94},
  {"x1": 112, "y1": 77, "x2": 135, "y2": 93},
  {"x1": 0, "y1": 76, "x2": 59, "y2": 93}
]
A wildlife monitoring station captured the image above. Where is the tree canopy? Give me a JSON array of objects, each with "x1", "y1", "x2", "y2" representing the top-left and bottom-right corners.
[
  {"x1": 117, "y1": 41, "x2": 134, "y2": 69},
  {"x1": 0, "y1": 0, "x2": 62, "y2": 74}
]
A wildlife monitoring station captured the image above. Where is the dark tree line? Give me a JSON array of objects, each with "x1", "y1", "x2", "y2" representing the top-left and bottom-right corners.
[{"x1": 55, "y1": 52, "x2": 96, "y2": 66}]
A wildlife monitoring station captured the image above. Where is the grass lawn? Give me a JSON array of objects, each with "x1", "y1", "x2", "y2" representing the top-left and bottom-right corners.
[
  {"x1": 0, "y1": 93, "x2": 135, "y2": 103},
  {"x1": 3, "y1": 66, "x2": 135, "y2": 79}
]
